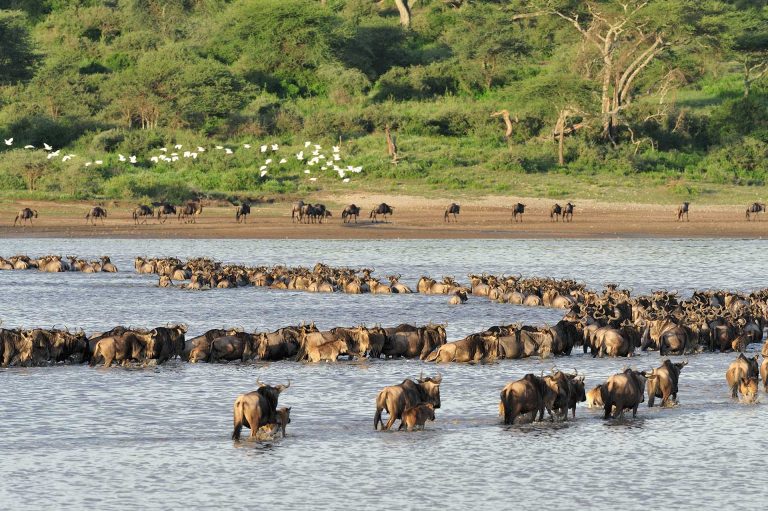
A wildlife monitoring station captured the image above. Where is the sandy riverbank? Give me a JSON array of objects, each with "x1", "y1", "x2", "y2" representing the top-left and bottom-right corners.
[{"x1": 1, "y1": 195, "x2": 766, "y2": 239}]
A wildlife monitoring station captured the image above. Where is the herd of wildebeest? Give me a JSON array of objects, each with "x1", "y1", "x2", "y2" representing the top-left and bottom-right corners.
[
  {"x1": 10, "y1": 201, "x2": 768, "y2": 227},
  {"x1": 2, "y1": 253, "x2": 768, "y2": 438}
]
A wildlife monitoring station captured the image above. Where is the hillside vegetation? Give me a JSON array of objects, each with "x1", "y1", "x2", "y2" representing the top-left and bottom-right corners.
[{"x1": 0, "y1": 0, "x2": 767, "y2": 204}]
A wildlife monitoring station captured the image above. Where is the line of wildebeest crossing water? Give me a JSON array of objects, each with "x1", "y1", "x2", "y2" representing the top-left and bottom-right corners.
[{"x1": 2, "y1": 253, "x2": 768, "y2": 438}]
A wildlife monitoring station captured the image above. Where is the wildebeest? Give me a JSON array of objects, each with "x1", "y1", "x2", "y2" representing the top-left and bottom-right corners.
[
  {"x1": 401, "y1": 403, "x2": 435, "y2": 431},
  {"x1": 272, "y1": 407, "x2": 291, "y2": 438},
  {"x1": 235, "y1": 203, "x2": 251, "y2": 223},
  {"x1": 380, "y1": 325, "x2": 446, "y2": 359},
  {"x1": 563, "y1": 202, "x2": 575, "y2": 222},
  {"x1": 13, "y1": 208, "x2": 38, "y2": 226},
  {"x1": 647, "y1": 359, "x2": 687, "y2": 407},
  {"x1": 725, "y1": 353, "x2": 759, "y2": 400},
  {"x1": 738, "y1": 376, "x2": 760, "y2": 403},
  {"x1": 85, "y1": 206, "x2": 107, "y2": 225},
  {"x1": 425, "y1": 333, "x2": 496, "y2": 363},
  {"x1": 179, "y1": 201, "x2": 203, "y2": 223},
  {"x1": 182, "y1": 328, "x2": 241, "y2": 363},
  {"x1": 256, "y1": 327, "x2": 302, "y2": 361},
  {"x1": 746, "y1": 202, "x2": 765, "y2": 221},
  {"x1": 89, "y1": 330, "x2": 153, "y2": 367},
  {"x1": 499, "y1": 374, "x2": 553, "y2": 424},
  {"x1": 144, "y1": 325, "x2": 187, "y2": 363},
  {"x1": 208, "y1": 332, "x2": 255, "y2": 363},
  {"x1": 301, "y1": 203, "x2": 330, "y2": 224},
  {"x1": 550, "y1": 203, "x2": 562, "y2": 222},
  {"x1": 448, "y1": 289, "x2": 468, "y2": 305},
  {"x1": 100, "y1": 256, "x2": 118, "y2": 273},
  {"x1": 374, "y1": 374, "x2": 442, "y2": 430},
  {"x1": 156, "y1": 203, "x2": 176, "y2": 223},
  {"x1": 586, "y1": 384, "x2": 604, "y2": 408},
  {"x1": 132, "y1": 205, "x2": 154, "y2": 225},
  {"x1": 677, "y1": 202, "x2": 689, "y2": 221},
  {"x1": 341, "y1": 204, "x2": 361, "y2": 223},
  {"x1": 291, "y1": 200, "x2": 305, "y2": 223},
  {"x1": 370, "y1": 203, "x2": 394, "y2": 223},
  {"x1": 640, "y1": 318, "x2": 692, "y2": 356},
  {"x1": 541, "y1": 370, "x2": 586, "y2": 420},
  {"x1": 761, "y1": 357, "x2": 768, "y2": 392},
  {"x1": 600, "y1": 369, "x2": 652, "y2": 419},
  {"x1": 512, "y1": 203, "x2": 525, "y2": 222},
  {"x1": 444, "y1": 203, "x2": 460, "y2": 222},
  {"x1": 1, "y1": 328, "x2": 28, "y2": 367},
  {"x1": 231, "y1": 380, "x2": 291, "y2": 440},
  {"x1": 296, "y1": 325, "x2": 370, "y2": 362}
]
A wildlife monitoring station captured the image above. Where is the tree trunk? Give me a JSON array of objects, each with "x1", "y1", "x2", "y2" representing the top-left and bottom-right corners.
[
  {"x1": 394, "y1": 0, "x2": 411, "y2": 27},
  {"x1": 385, "y1": 125, "x2": 398, "y2": 164},
  {"x1": 491, "y1": 110, "x2": 517, "y2": 139}
]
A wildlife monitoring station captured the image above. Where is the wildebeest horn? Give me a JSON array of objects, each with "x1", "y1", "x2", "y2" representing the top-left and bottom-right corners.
[
  {"x1": 277, "y1": 380, "x2": 291, "y2": 392},
  {"x1": 433, "y1": 373, "x2": 442, "y2": 384}
]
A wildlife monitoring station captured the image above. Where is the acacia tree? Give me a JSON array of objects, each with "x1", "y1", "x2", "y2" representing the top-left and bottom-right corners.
[
  {"x1": 733, "y1": 24, "x2": 768, "y2": 97},
  {"x1": 517, "y1": 1, "x2": 666, "y2": 143},
  {"x1": 556, "y1": 1, "x2": 664, "y2": 143}
]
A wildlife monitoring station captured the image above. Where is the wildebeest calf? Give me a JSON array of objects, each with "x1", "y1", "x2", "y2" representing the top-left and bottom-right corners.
[{"x1": 400, "y1": 403, "x2": 435, "y2": 431}]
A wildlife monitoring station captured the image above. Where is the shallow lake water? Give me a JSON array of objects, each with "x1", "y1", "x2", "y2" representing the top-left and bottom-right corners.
[{"x1": 0, "y1": 238, "x2": 766, "y2": 510}]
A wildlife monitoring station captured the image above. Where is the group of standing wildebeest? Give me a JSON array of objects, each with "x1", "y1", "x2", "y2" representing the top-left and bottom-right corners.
[
  {"x1": 3, "y1": 255, "x2": 768, "y2": 438},
  {"x1": 12, "y1": 200, "x2": 768, "y2": 227}
]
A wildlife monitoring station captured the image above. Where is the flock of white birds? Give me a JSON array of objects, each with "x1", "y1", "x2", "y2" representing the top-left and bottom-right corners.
[{"x1": 2, "y1": 136, "x2": 364, "y2": 184}]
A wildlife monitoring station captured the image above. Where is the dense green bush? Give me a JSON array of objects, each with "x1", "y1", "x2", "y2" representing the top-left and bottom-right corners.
[{"x1": 0, "y1": 0, "x2": 767, "y2": 200}]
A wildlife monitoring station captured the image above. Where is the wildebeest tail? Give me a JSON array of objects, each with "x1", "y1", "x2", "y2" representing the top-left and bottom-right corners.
[
  {"x1": 232, "y1": 398, "x2": 244, "y2": 440},
  {"x1": 647, "y1": 376, "x2": 657, "y2": 407},
  {"x1": 500, "y1": 391, "x2": 512, "y2": 425},
  {"x1": 374, "y1": 391, "x2": 385, "y2": 430}
]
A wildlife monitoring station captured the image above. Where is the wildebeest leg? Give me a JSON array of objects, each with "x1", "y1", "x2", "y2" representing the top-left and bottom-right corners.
[
  {"x1": 384, "y1": 414, "x2": 397, "y2": 431},
  {"x1": 603, "y1": 401, "x2": 612, "y2": 420},
  {"x1": 632, "y1": 404, "x2": 638, "y2": 418}
]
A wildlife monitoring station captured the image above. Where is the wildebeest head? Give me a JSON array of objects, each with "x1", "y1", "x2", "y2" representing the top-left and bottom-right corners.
[
  {"x1": 740, "y1": 377, "x2": 759, "y2": 403},
  {"x1": 417, "y1": 373, "x2": 442, "y2": 409},
  {"x1": 255, "y1": 379, "x2": 291, "y2": 416}
]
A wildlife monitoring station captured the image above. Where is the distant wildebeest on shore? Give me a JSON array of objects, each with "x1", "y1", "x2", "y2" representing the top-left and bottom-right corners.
[
  {"x1": 677, "y1": 202, "x2": 689, "y2": 222},
  {"x1": 179, "y1": 201, "x2": 203, "y2": 223},
  {"x1": 235, "y1": 203, "x2": 251, "y2": 223},
  {"x1": 444, "y1": 203, "x2": 460, "y2": 222},
  {"x1": 563, "y1": 202, "x2": 575, "y2": 222},
  {"x1": 550, "y1": 203, "x2": 562, "y2": 222},
  {"x1": 342, "y1": 204, "x2": 361, "y2": 223},
  {"x1": 512, "y1": 203, "x2": 525, "y2": 222},
  {"x1": 13, "y1": 208, "x2": 38, "y2": 226},
  {"x1": 746, "y1": 202, "x2": 765, "y2": 221},
  {"x1": 85, "y1": 206, "x2": 107, "y2": 225},
  {"x1": 370, "y1": 203, "x2": 394, "y2": 223},
  {"x1": 291, "y1": 200, "x2": 305, "y2": 223},
  {"x1": 133, "y1": 205, "x2": 153, "y2": 225},
  {"x1": 154, "y1": 203, "x2": 176, "y2": 223}
]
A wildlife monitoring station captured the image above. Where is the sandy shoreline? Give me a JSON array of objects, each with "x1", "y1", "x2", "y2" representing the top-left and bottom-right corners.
[{"x1": 1, "y1": 195, "x2": 767, "y2": 239}]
